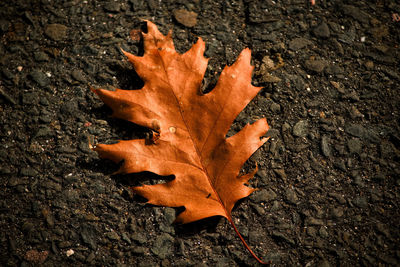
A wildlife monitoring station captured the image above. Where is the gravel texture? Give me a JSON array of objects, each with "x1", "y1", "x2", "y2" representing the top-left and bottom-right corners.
[{"x1": 1, "y1": 0, "x2": 399, "y2": 266}]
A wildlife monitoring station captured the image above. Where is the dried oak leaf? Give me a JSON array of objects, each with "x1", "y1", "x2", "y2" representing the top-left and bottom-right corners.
[{"x1": 93, "y1": 21, "x2": 269, "y2": 264}]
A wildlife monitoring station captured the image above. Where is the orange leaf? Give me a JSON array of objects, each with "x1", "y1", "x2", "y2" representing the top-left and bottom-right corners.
[{"x1": 93, "y1": 21, "x2": 269, "y2": 264}]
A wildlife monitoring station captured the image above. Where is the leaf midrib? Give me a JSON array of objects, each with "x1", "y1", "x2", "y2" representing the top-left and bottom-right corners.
[{"x1": 155, "y1": 45, "x2": 231, "y2": 219}]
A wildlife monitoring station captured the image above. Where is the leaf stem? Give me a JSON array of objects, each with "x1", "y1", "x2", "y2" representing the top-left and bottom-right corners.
[{"x1": 228, "y1": 217, "x2": 270, "y2": 265}]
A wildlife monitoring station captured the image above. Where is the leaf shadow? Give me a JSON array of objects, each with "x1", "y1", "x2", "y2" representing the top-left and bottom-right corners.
[
  {"x1": 92, "y1": 104, "x2": 152, "y2": 140},
  {"x1": 114, "y1": 171, "x2": 175, "y2": 187},
  {"x1": 108, "y1": 61, "x2": 144, "y2": 91},
  {"x1": 200, "y1": 59, "x2": 220, "y2": 94},
  {"x1": 107, "y1": 21, "x2": 148, "y2": 91},
  {"x1": 174, "y1": 216, "x2": 222, "y2": 237},
  {"x1": 174, "y1": 199, "x2": 250, "y2": 242}
]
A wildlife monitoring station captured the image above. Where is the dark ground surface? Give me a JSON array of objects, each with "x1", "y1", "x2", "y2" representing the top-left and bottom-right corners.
[{"x1": 1, "y1": 0, "x2": 400, "y2": 266}]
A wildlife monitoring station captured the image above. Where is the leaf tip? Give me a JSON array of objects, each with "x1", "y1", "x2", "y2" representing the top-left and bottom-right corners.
[
  {"x1": 120, "y1": 47, "x2": 127, "y2": 55},
  {"x1": 239, "y1": 47, "x2": 252, "y2": 62},
  {"x1": 145, "y1": 20, "x2": 163, "y2": 37},
  {"x1": 120, "y1": 48, "x2": 137, "y2": 64}
]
